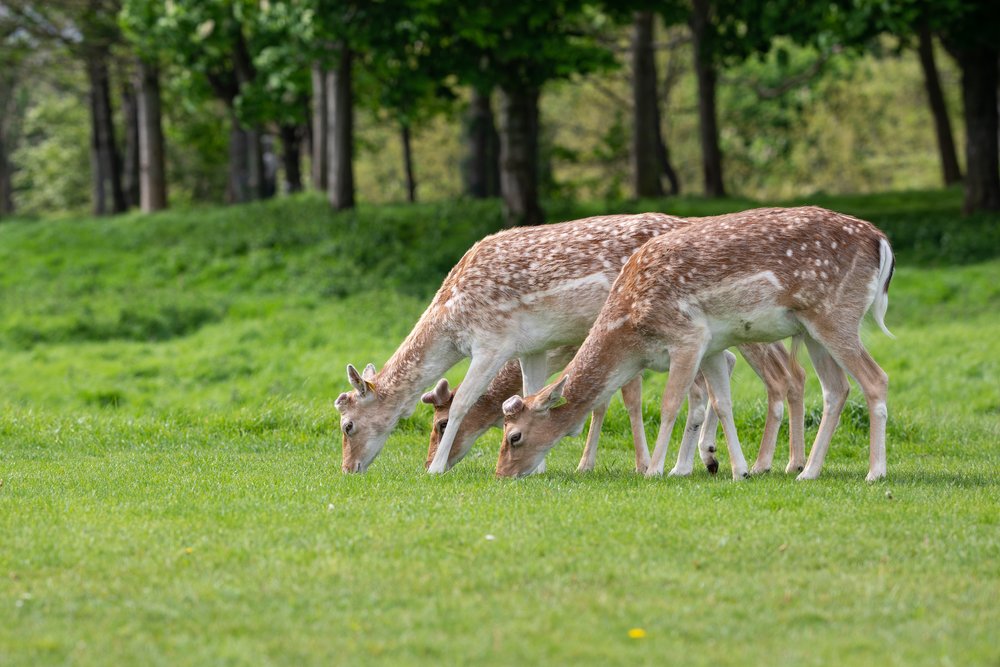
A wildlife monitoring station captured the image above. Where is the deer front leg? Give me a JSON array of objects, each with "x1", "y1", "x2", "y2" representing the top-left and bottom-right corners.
[
  {"x1": 620, "y1": 374, "x2": 650, "y2": 473},
  {"x1": 669, "y1": 375, "x2": 710, "y2": 477},
  {"x1": 576, "y1": 402, "x2": 609, "y2": 473},
  {"x1": 699, "y1": 351, "x2": 750, "y2": 480},
  {"x1": 520, "y1": 351, "x2": 552, "y2": 474},
  {"x1": 647, "y1": 350, "x2": 703, "y2": 477},
  {"x1": 427, "y1": 351, "x2": 512, "y2": 474}
]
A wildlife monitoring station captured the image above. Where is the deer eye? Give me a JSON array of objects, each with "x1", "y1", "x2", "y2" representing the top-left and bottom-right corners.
[
  {"x1": 508, "y1": 432, "x2": 522, "y2": 447},
  {"x1": 437, "y1": 419, "x2": 448, "y2": 434},
  {"x1": 342, "y1": 420, "x2": 355, "y2": 436}
]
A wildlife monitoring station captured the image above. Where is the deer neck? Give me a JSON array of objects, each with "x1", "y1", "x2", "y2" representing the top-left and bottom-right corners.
[
  {"x1": 547, "y1": 327, "x2": 642, "y2": 438},
  {"x1": 376, "y1": 316, "x2": 460, "y2": 418}
]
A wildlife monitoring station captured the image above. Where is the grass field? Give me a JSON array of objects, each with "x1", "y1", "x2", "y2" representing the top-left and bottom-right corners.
[{"x1": 1, "y1": 190, "x2": 999, "y2": 665}]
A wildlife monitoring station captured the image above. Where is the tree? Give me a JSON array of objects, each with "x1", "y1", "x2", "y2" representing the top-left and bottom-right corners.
[
  {"x1": 630, "y1": 11, "x2": 664, "y2": 198},
  {"x1": 135, "y1": 59, "x2": 168, "y2": 210},
  {"x1": 688, "y1": 0, "x2": 726, "y2": 197},
  {"x1": 6, "y1": 0, "x2": 130, "y2": 215},
  {"x1": 0, "y1": 23, "x2": 30, "y2": 218},
  {"x1": 438, "y1": 1, "x2": 615, "y2": 226},
  {"x1": 461, "y1": 88, "x2": 501, "y2": 199},
  {"x1": 325, "y1": 45, "x2": 354, "y2": 209},
  {"x1": 916, "y1": 24, "x2": 961, "y2": 186},
  {"x1": 121, "y1": 0, "x2": 284, "y2": 204},
  {"x1": 120, "y1": 2, "x2": 170, "y2": 211},
  {"x1": 120, "y1": 64, "x2": 140, "y2": 208},
  {"x1": 940, "y1": 24, "x2": 999, "y2": 212}
]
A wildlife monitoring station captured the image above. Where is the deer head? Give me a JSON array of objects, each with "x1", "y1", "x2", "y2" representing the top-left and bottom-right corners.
[
  {"x1": 420, "y1": 378, "x2": 455, "y2": 469},
  {"x1": 335, "y1": 362, "x2": 394, "y2": 473},
  {"x1": 496, "y1": 376, "x2": 570, "y2": 478}
]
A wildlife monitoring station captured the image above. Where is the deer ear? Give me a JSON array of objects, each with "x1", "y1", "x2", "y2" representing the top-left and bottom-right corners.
[
  {"x1": 362, "y1": 363, "x2": 377, "y2": 382},
  {"x1": 502, "y1": 395, "x2": 525, "y2": 416},
  {"x1": 421, "y1": 378, "x2": 452, "y2": 406},
  {"x1": 536, "y1": 376, "x2": 569, "y2": 411},
  {"x1": 347, "y1": 364, "x2": 369, "y2": 397}
]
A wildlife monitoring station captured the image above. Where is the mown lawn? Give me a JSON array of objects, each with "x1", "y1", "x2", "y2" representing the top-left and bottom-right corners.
[{"x1": 1, "y1": 191, "x2": 998, "y2": 665}]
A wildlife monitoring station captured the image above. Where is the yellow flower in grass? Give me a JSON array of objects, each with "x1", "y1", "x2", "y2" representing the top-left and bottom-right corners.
[{"x1": 628, "y1": 628, "x2": 647, "y2": 639}]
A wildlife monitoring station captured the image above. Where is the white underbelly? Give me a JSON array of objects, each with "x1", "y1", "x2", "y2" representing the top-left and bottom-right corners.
[
  {"x1": 706, "y1": 307, "x2": 801, "y2": 353},
  {"x1": 508, "y1": 275, "x2": 612, "y2": 351}
]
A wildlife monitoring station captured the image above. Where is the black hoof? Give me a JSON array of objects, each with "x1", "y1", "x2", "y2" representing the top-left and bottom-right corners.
[
  {"x1": 797, "y1": 465, "x2": 804, "y2": 472},
  {"x1": 707, "y1": 459, "x2": 719, "y2": 475}
]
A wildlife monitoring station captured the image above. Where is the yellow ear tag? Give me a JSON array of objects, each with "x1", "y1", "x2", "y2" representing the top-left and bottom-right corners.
[{"x1": 365, "y1": 380, "x2": 377, "y2": 393}]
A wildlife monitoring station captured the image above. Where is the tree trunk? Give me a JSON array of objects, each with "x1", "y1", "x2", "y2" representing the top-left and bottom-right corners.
[
  {"x1": 260, "y1": 132, "x2": 277, "y2": 199},
  {"x1": 498, "y1": 85, "x2": 543, "y2": 227},
  {"x1": 401, "y1": 123, "x2": 417, "y2": 203},
  {"x1": 653, "y1": 103, "x2": 681, "y2": 196},
  {"x1": 86, "y1": 54, "x2": 127, "y2": 215},
  {"x1": 246, "y1": 127, "x2": 266, "y2": 199},
  {"x1": 310, "y1": 64, "x2": 328, "y2": 190},
  {"x1": 279, "y1": 124, "x2": 303, "y2": 193},
  {"x1": 462, "y1": 87, "x2": 501, "y2": 198},
  {"x1": 631, "y1": 11, "x2": 664, "y2": 199},
  {"x1": 917, "y1": 26, "x2": 962, "y2": 186},
  {"x1": 227, "y1": 113, "x2": 251, "y2": 204},
  {"x1": 325, "y1": 46, "x2": 355, "y2": 210},
  {"x1": 0, "y1": 66, "x2": 18, "y2": 217},
  {"x1": 135, "y1": 59, "x2": 167, "y2": 212},
  {"x1": 121, "y1": 79, "x2": 140, "y2": 209},
  {"x1": 954, "y1": 46, "x2": 1000, "y2": 213},
  {"x1": 0, "y1": 128, "x2": 13, "y2": 217},
  {"x1": 689, "y1": 0, "x2": 726, "y2": 198}
]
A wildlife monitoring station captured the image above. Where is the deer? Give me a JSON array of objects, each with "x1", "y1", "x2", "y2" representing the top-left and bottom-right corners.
[
  {"x1": 422, "y1": 341, "x2": 806, "y2": 477},
  {"x1": 496, "y1": 206, "x2": 894, "y2": 483}
]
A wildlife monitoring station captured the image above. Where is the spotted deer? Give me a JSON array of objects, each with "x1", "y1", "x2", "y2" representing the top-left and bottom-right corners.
[
  {"x1": 336, "y1": 213, "x2": 694, "y2": 474},
  {"x1": 423, "y1": 341, "x2": 806, "y2": 476},
  {"x1": 497, "y1": 207, "x2": 894, "y2": 482}
]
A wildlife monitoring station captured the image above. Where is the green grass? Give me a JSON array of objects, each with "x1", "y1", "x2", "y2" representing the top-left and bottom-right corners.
[{"x1": 1, "y1": 190, "x2": 999, "y2": 666}]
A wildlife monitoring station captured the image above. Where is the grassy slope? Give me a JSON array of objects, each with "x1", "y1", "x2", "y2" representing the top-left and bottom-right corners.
[{"x1": 1, "y1": 192, "x2": 998, "y2": 666}]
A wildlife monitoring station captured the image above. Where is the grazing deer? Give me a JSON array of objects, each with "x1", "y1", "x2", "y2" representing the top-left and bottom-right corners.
[
  {"x1": 336, "y1": 213, "x2": 693, "y2": 474},
  {"x1": 424, "y1": 342, "x2": 806, "y2": 477},
  {"x1": 497, "y1": 207, "x2": 894, "y2": 482}
]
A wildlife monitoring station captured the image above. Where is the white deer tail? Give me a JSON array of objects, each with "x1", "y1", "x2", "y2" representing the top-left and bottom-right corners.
[{"x1": 870, "y1": 237, "x2": 895, "y2": 339}]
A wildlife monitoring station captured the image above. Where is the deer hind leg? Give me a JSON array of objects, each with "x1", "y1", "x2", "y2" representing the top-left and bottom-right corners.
[
  {"x1": 427, "y1": 351, "x2": 512, "y2": 474},
  {"x1": 740, "y1": 343, "x2": 788, "y2": 476},
  {"x1": 646, "y1": 349, "x2": 704, "y2": 478},
  {"x1": 699, "y1": 351, "x2": 750, "y2": 480},
  {"x1": 796, "y1": 336, "x2": 850, "y2": 481},
  {"x1": 784, "y1": 337, "x2": 807, "y2": 474},
  {"x1": 576, "y1": 401, "x2": 609, "y2": 473},
  {"x1": 620, "y1": 374, "x2": 651, "y2": 473},
  {"x1": 805, "y1": 326, "x2": 889, "y2": 482}
]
